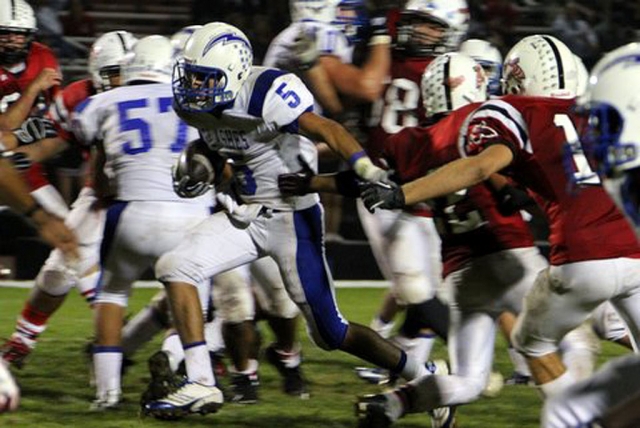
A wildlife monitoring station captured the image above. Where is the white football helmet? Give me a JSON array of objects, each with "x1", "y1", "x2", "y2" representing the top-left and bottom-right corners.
[
  {"x1": 88, "y1": 30, "x2": 137, "y2": 91},
  {"x1": 121, "y1": 35, "x2": 174, "y2": 85},
  {"x1": 289, "y1": 0, "x2": 367, "y2": 44},
  {"x1": 502, "y1": 34, "x2": 578, "y2": 98},
  {"x1": 396, "y1": 0, "x2": 469, "y2": 57},
  {"x1": 173, "y1": 22, "x2": 253, "y2": 112},
  {"x1": 170, "y1": 25, "x2": 202, "y2": 59},
  {"x1": 573, "y1": 54, "x2": 589, "y2": 98},
  {"x1": 421, "y1": 52, "x2": 487, "y2": 119},
  {"x1": 0, "y1": 0, "x2": 37, "y2": 65},
  {"x1": 459, "y1": 39, "x2": 502, "y2": 96},
  {"x1": 577, "y1": 43, "x2": 640, "y2": 175}
]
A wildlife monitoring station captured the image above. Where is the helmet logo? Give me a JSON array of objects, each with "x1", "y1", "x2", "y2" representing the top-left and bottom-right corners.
[
  {"x1": 505, "y1": 57, "x2": 525, "y2": 82},
  {"x1": 202, "y1": 33, "x2": 251, "y2": 57}
]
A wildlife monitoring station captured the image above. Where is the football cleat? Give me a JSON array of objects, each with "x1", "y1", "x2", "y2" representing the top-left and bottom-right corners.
[
  {"x1": 264, "y1": 344, "x2": 309, "y2": 399},
  {"x1": 504, "y1": 371, "x2": 534, "y2": 386},
  {"x1": 227, "y1": 372, "x2": 259, "y2": 404},
  {"x1": 355, "y1": 394, "x2": 394, "y2": 428},
  {"x1": 142, "y1": 379, "x2": 223, "y2": 420},
  {"x1": 0, "y1": 335, "x2": 34, "y2": 368},
  {"x1": 354, "y1": 367, "x2": 392, "y2": 385},
  {"x1": 90, "y1": 389, "x2": 121, "y2": 411},
  {"x1": 140, "y1": 350, "x2": 184, "y2": 405},
  {"x1": 430, "y1": 406, "x2": 457, "y2": 428}
]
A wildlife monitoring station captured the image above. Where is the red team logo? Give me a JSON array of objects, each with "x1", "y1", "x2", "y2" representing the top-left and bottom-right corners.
[{"x1": 467, "y1": 120, "x2": 499, "y2": 154}]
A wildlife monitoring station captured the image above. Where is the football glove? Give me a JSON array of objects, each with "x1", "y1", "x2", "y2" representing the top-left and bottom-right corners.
[
  {"x1": 13, "y1": 117, "x2": 57, "y2": 145},
  {"x1": 290, "y1": 28, "x2": 319, "y2": 71},
  {"x1": 278, "y1": 155, "x2": 314, "y2": 196},
  {"x1": 2, "y1": 151, "x2": 32, "y2": 171},
  {"x1": 360, "y1": 181, "x2": 405, "y2": 213},
  {"x1": 494, "y1": 184, "x2": 538, "y2": 216}
]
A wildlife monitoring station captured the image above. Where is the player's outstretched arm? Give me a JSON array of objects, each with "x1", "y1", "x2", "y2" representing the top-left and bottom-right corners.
[{"x1": 298, "y1": 111, "x2": 386, "y2": 182}]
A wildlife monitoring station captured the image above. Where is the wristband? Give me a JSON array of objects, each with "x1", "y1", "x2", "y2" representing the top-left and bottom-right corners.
[
  {"x1": 348, "y1": 150, "x2": 367, "y2": 167},
  {"x1": 369, "y1": 35, "x2": 392, "y2": 46},
  {"x1": 23, "y1": 202, "x2": 43, "y2": 218}
]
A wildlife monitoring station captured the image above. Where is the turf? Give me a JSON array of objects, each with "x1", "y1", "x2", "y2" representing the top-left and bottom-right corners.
[{"x1": 0, "y1": 286, "x2": 628, "y2": 428}]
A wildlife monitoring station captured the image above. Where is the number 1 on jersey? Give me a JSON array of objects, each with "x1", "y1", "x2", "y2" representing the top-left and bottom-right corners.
[{"x1": 554, "y1": 113, "x2": 601, "y2": 185}]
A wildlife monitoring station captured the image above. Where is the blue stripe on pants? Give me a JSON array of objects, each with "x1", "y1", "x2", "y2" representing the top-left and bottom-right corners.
[{"x1": 293, "y1": 204, "x2": 348, "y2": 349}]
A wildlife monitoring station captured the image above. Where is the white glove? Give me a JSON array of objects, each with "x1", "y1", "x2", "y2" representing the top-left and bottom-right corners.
[
  {"x1": 352, "y1": 154, "x2": 389, "y2": 183},
  {"x1": 0, "y1": 362, "x2": 20, "y2": 413},
  {"x1": 216, "y1": 193, "x2": 263, "y2": 228},
  {"x1": 289, "y1": 27, "x2": 319, "y2": 71}
]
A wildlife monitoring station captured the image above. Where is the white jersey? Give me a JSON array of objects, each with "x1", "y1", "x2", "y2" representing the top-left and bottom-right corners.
[
  {"x1": 179, "y1": 66, "x2": 320, "y2": 211},
  {"x1": 72, "y1": 83, "x2": 210, "y2": 204},
  {"x1": 263, "y1": 22, "x2": 354, "y2": 116},
  {"x1": 263, "y1": 22, "x2": 354, "y2": 70}
]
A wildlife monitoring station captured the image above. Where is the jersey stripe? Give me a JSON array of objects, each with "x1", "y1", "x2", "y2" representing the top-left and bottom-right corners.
[
  {"x1": 248, "y1": 68, "x2": 286, "y2": 117},
  {"x1": 472, "y1": 100, "x2": 530, "y2": 151},
  {"x1": 443, "y1": 55, "x2": 453, "y2": 112}
]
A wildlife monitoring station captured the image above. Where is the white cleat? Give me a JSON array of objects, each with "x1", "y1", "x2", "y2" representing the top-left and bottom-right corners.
[
  {"x1": 90, "y1": 389, "x2": 121, "y2": 411},
  {"x1": 142, "y1": 379, "x2": 223, "y2": 420}
]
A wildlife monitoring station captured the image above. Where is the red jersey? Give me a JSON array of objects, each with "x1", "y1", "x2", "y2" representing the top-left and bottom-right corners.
[
  {"x1": 365, "y1": 55, "x2": 434, "y2": 162},
  {"x1": 48, "y1": 78, "x2": 96, "y2": 188},
  {"x1": 0, "y1": 42, "x2": 61, "y2": 191},
  {"x1": 0, "y1": 42, "x2": 60, "y2": 115},
  {"x1": 461, "y1": 96, "x2": 640, "y2": 265},
  {"x1": 384, "y1": 103, "x2": 535, "y2": 276}
]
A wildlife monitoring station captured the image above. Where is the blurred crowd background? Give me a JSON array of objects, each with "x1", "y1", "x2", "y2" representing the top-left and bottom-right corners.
[{"x1": 3, "y1": 0, "x2": 639, "y2": 278}]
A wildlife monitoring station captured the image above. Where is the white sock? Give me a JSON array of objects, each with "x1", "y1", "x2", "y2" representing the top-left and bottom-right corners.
[
  {"x1": 539, "y1": 370, "x2": 575, "y2": 397},
  {"x1": 230, "y1": 359, "x2": 259, "y2": 375},
  {"x1": 76, "y1": 270, "x2": 99, "y2": 306},
  {"x1": 184, "y1": 341, "x2": 215, "y2": 386},
  {"x1": 272, "y1": 345, "x2": 302, "y2": 369},
  {"x1": 394, "y1": 333, "x2": 435, "y2": 364},
  {"x1": 162, "y1": 332, "x2": 184, "y2": 373},
  {"x1": 400, "y1": 352, "x2": 428, "y2": 380},
  {"x1": 121, "y1": 306, "x2": 166, "y2": 358},
  {"x1": 508, "y1": 346, "x2": 531, "y2": 376},
  {"x1": 370, "y1": 316, "x2": 395, "y2": 339},
  {"x1": 204, "y1": 318, "x2": 225, "y2": 353},
  {"x1": 93, "y1": 348, "x2": 122, "y2": 397}
]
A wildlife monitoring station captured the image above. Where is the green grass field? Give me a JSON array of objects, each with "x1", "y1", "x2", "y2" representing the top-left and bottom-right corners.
[{"x1": 0, "y1": 286, "x2": 628, "y2": 428}]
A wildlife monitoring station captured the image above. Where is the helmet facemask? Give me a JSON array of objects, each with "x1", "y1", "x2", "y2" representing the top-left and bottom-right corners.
[
  {"x1": 0, "y1": 27, "x2": 34, "y2": 66},
  {"x1": 396, "y1": 13, "x2": 450, "y2": 57},
  {"x1": 173, "y1": 60, "x2": 233, "y2": 113}
]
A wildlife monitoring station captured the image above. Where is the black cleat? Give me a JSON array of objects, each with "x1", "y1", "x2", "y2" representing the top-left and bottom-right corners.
[
  {"x1": 355, "y1": 394, "x2": 393, "y2": 428},
  {"x1": 227, "y1": 372, "x2": 259, "y2": 404},
  {"x1": 265, "y1": 344, "x2": 309, "y2": 399}
]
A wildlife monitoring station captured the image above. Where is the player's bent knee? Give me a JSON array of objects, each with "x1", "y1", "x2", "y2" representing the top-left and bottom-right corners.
[
  {"x1": 213, "y1": 283, "x2": 254, "y2": 323},
  {"x1": 393, "y1": 273, "x2": 433, "y2": 305},
  {"x1": 36, "y1": 267, "x2": 76, "y2": 296}
]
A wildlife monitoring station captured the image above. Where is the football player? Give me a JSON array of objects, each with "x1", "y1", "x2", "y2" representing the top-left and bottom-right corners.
[
  {"x1": 0, "y1": 31, "x2": 137, "y2": 369},
  {"x1": 360, "y1": 34, "x2": 640, "y2": 413},
  {"x1": 358, "y1": 0, "x2": 469, "y2": 383},
  {"x1": 71, "y1": 35, "x2": 221, "y2": 411},
  {"x1": 0, "y1": 0, "x2": 68, "y2": 218},
  {"x1": 142, "y1": 22, "x2": 429, "y2": 419},
  {"x1": 542, "y1": 42, "x2": 640, "y2": 428}
]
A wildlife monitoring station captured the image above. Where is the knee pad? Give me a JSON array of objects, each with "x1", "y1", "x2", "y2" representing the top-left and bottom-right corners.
[
  {"x1": 36, "y1": 265, "x2": 77, "y2": 297},
  {"x1": 400, "y1": 298, "x2": 449, "y2": 340},
  {"x1": 212, "y1": 274, "x2": 254, "y2": 323},
  {"x1": 95, "y1": 291, "x2": 128, "y2": 307},
  {"x1": 393, "y1": 272, "x2": 433, "y2": 305}
]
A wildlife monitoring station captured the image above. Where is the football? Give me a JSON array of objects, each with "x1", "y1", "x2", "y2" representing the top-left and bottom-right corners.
[{"x1": 189, "y1": 153, "x2": 215, "y2": 185}]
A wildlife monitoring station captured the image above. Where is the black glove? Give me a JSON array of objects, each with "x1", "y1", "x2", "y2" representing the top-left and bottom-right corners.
[
  {"x1": 2, "y1": 151, "x2": 32, "y2": 171},
  {"x1": 278, "y1": 155, "x2": 314, "y2": 196},
  {"x1": 495, "y1": 184, "x2": 537, "y2": 216},
  {"x1": 360, "y1": 181, "x2": 405, "y2": 213},
  {"x1": 13, "y1": 117, "x2": 58, "y2": 145}
]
